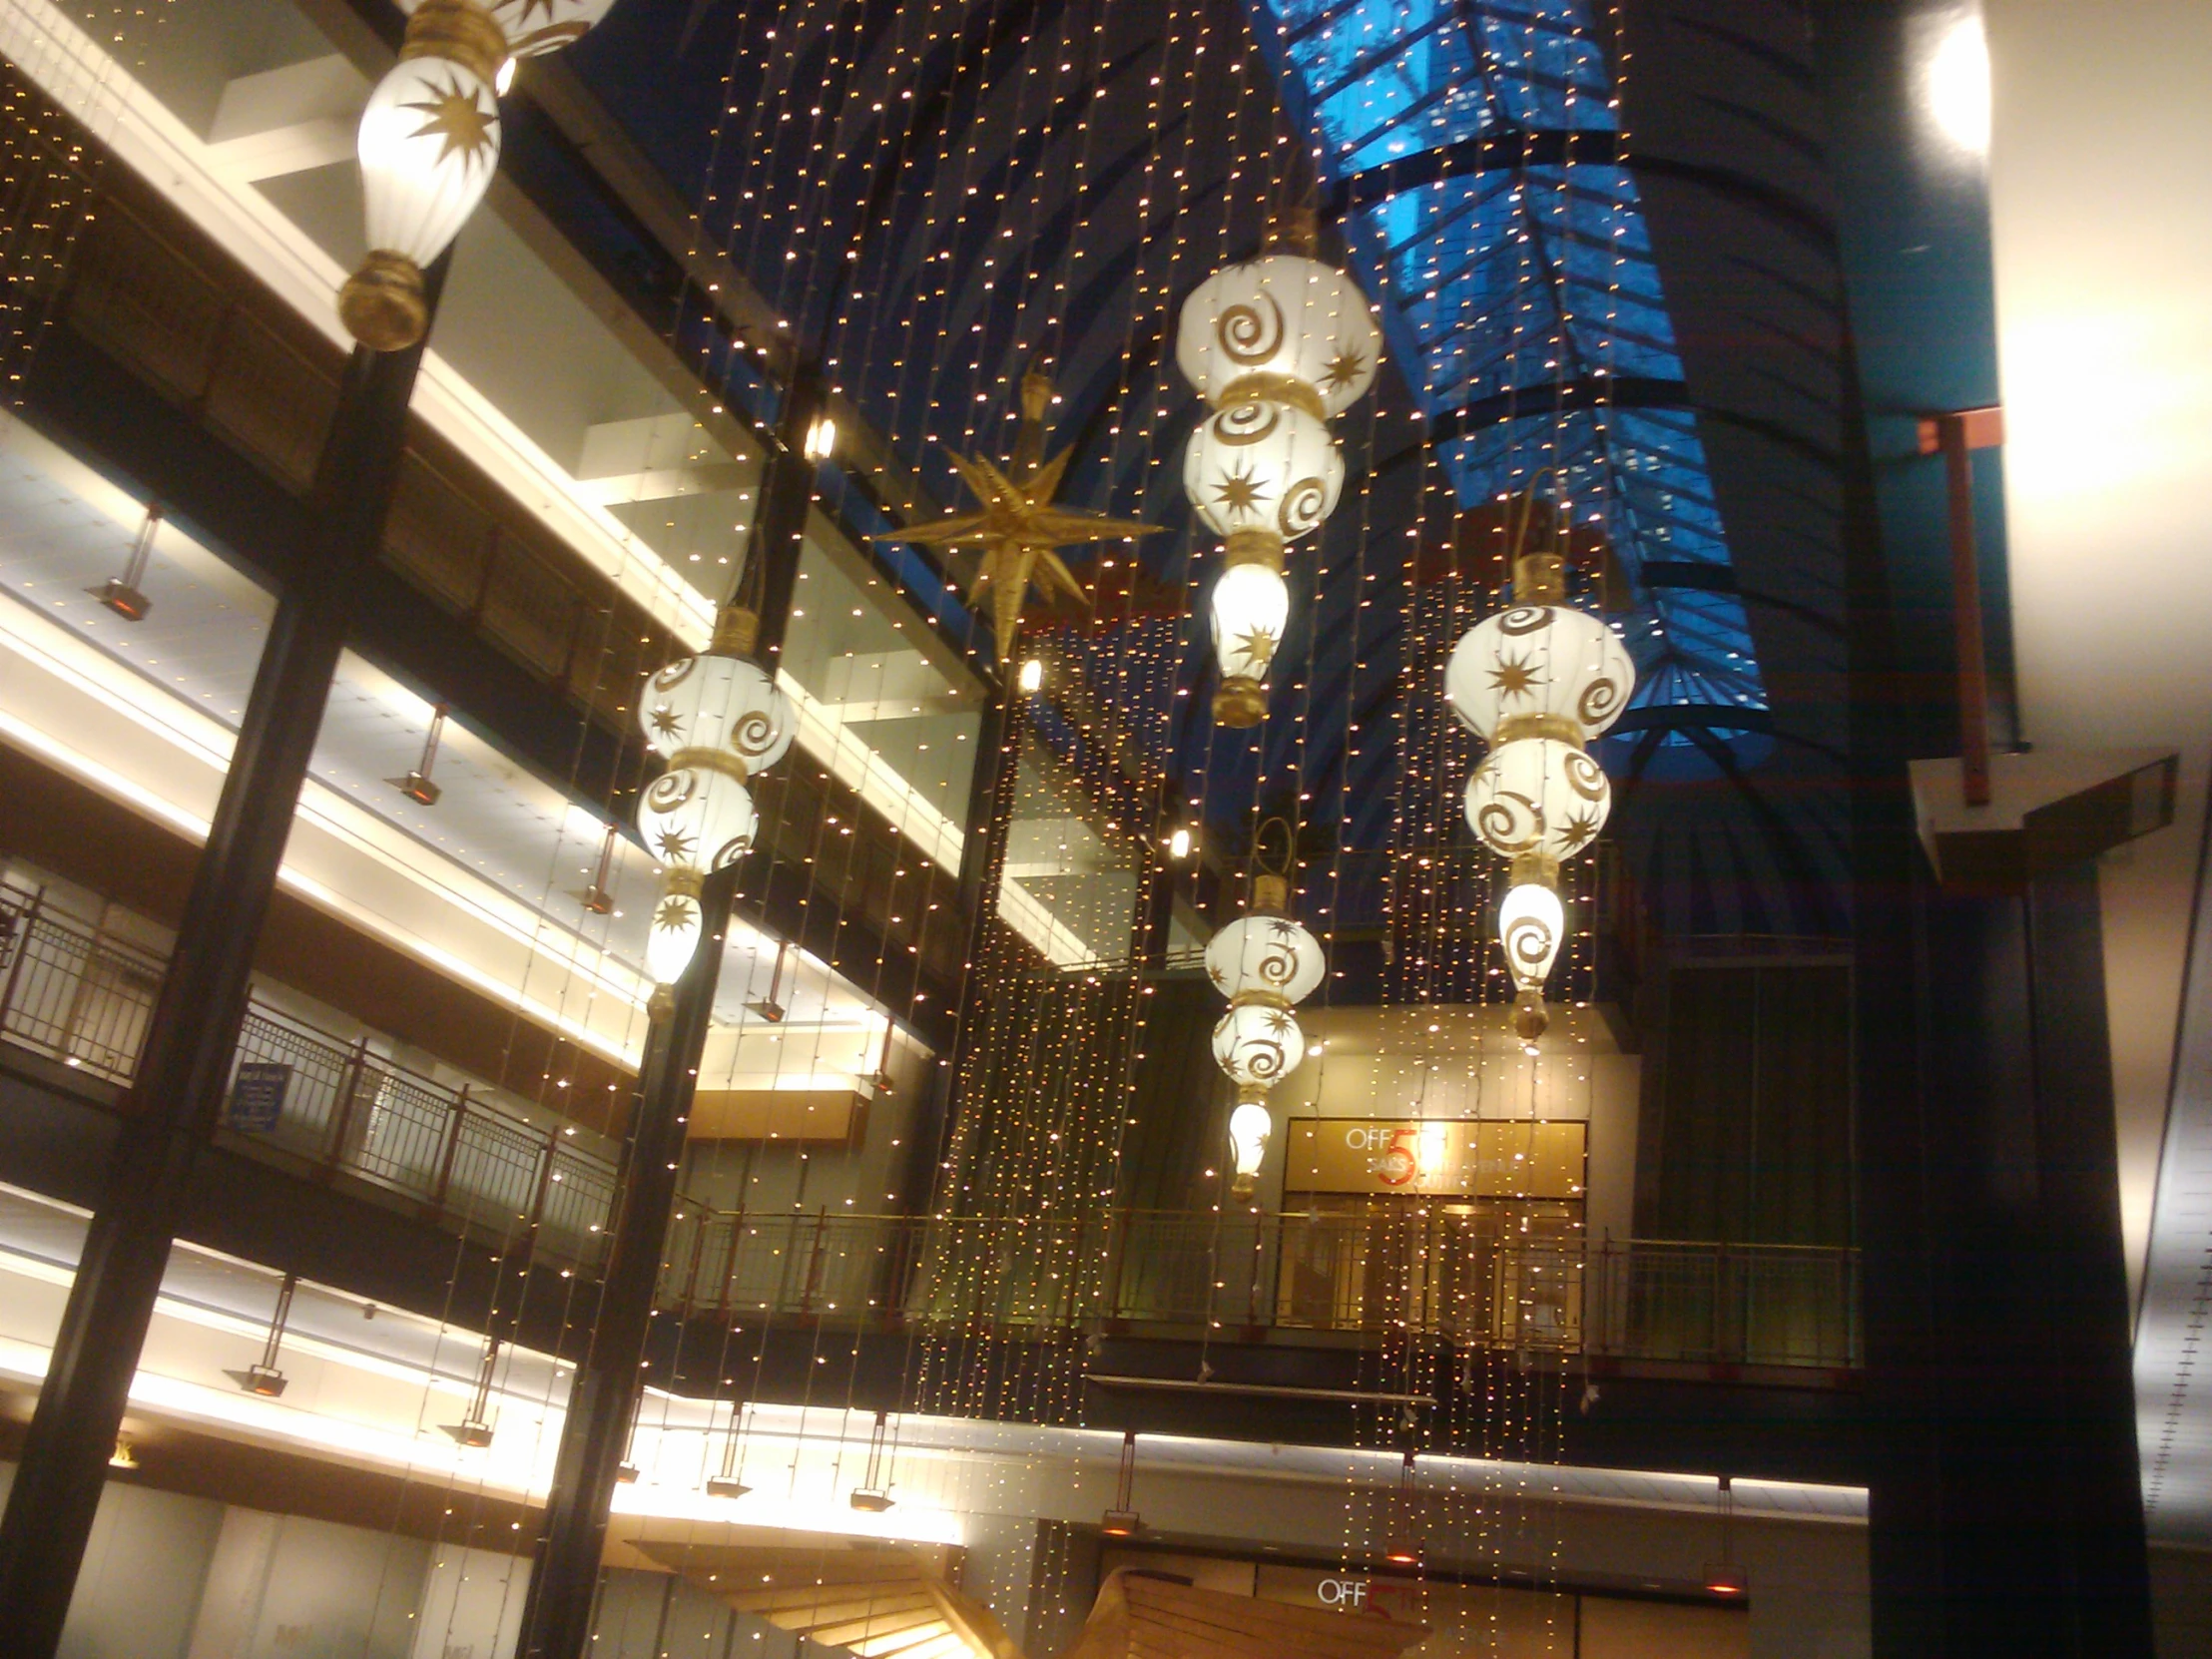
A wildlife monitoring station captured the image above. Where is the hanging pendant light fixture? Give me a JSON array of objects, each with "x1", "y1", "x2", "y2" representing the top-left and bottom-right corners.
[
  {"x1": 1176, "y1": 215, "x2": 1382, "y2": 727},
  {"x1": 636, "y1": 605, "x2": 793, "y2": 990},
  {"x1": 1443, "y1": 503, "x2": 1635, "y2": 1040},
  {"x1": 340, "y1": 0, "x2": 617, "y2": 349},
  {"x1": 1206, "y1": 820, "x2": 1325, "y2": 1197}
]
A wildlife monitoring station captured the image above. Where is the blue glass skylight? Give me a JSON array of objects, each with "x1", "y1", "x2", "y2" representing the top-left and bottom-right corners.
[{"x1": 1252, "y1": 0, "x2": 1770, "y2": 761}]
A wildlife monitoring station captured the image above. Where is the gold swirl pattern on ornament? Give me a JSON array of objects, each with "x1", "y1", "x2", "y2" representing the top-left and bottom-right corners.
[
  {"x1": 1212, "y1": 401, "x2": 1282, "y2": 445},
  {"x1": 709, "y1": 829, "x2": 756, "y2": 870},
  {"x1": 643, "y1": 769, "x2": 700, "y2": 811},
  {"x1": 1238, "y1": 1039, "x2": 1291, "y2": 1080},
  {"x1": 1255, "y1": 941, "x2": 1299, "y2": 987},
  {"x1": 1218, "y1": 293, "x2": 1286, "y2": 366},
  {"x1": 1498, "y1": 607, "x2": 1553, "y2": 637},
  {"x1": 1474, "y1": 789, "x2": 1542, "y2": 854},
  {"x1": 1578, "y1": 677, "x2": 1622, "y2": 725},
  {"x1": 729, "y1": 709, "x2": 781, "y2": 763},
  {"x1": 1563, "y1": 749, "x2": 1608, "y2": 803},
  {"x1": 652, "y1": 655, "x2": 699, "y2": 691},
  {"x1": 1278, "y1": 476, "x2": 1329, "y2": 538},
  {"x1": 1504, "y1": 912, "x2": 1556, "y2": 973}
]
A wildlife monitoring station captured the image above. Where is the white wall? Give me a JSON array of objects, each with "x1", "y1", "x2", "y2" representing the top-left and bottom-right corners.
[
  {"x1": 186, "y1": 1507, "x2": 428, "y2": 1659},
  {"x1": 1983, "y1": 0, "x2": 2212, "y2": 1303}
]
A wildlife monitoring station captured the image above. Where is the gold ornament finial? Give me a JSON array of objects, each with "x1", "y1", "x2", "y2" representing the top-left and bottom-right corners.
[
  {"x1": 875, "y1": 382, "x2": 1160, "y2": 667},
  {"x1": 711, "y1": 605, "x2": 760, "y2": 659},
  {"x1": 1513, "y1": 553, "x2": 1566, "y2": 606}
]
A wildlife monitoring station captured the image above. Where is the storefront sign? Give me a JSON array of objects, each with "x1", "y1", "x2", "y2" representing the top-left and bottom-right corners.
[
  {"x1": 224, "y1": 1062, "x2": 291, "y2": 1133},
  {"x1": 1284, "y1": 1118, "x2": 1583, "y2": 1199}
]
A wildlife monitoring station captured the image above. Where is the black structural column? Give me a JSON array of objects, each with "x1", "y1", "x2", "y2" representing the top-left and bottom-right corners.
[
  {"x1": 514, "y1": 361, "x2": 822, "y2": 1659},
  {"x1": 512, "y1": 864, "x2": 736, "y2": 1659},
  {"x1": 0, "y1": 261, "x2": 448, "y2": 1658}
]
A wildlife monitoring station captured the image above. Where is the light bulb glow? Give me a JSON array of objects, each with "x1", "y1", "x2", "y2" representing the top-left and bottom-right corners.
[
  {"x1": 645, "y1": 882, "x2": 703, "y2": 987},
  {"x1": 1210, "y1": 561, "x2": 1290, "y2": 686},
  {"x1": 1228, "y1": 1101, "x2": 1272, "y2": 1183},
  {"x1": 1017, "y1": 657, "x2": 1043, "y2": 694},
  {"x1": 356, "y1": 54, "x2": 501, "y2": 269},
  {"x1": 1499, "y1": 882, "x2": 1565, "y2": 995}
]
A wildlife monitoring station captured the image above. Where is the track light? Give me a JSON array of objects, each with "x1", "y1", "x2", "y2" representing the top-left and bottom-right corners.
[
  {"x1": 1100, "y1": 1431, "x2": 1141, "y2": 1536},
  {"x1": 705, "y1": 1475, "x2": 752, "y2": 1500},
  {"x1": 1383, "y1": 1449, "x2": 1421, "y2": 1566},
  {"x1": 89, "y1": 503, "x2": 160, "y2": 621},
  {"x1": 389, "y1": 704, "x2": 448, "y2": 807},
  {"x1": 1704, "y1": 1474, "x2": 1748, "y2": 1596},
  {"x1": 748, "y1": 939, "x2": 790, "y2": 1021},
  {"x1": 441, "y1": 1338, "x2": 499, "y2": 1447},
  {"x1": 226, "y1": 1273, "x2": 296, "y2": 1397},
  {"x1": 850, "y1": 1408, "x2": 895, "y2": 1511},
  {"x1": 576, "y1": 820, "x2": 618, "y2": 914}
]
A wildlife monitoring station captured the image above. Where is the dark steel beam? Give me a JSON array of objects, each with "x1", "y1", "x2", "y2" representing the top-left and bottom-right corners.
[
  {"x1": 0, "y1": 261, "x2": 448, "y2": 1658},
  {"x1": 514, "y1": 867, "x2": 735, "y2": 1659}
]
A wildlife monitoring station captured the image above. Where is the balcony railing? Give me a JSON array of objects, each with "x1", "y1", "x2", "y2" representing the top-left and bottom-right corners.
[
  {"x1": 0, "y1": 887, "x2": 618, "y2": 1263},
  {"x1": 662, "y1": 1210, "x2": 1862, "y2": 1373},
  {"x1": 0, "y1": 886, "x2": 1861, "y2": 1372}
]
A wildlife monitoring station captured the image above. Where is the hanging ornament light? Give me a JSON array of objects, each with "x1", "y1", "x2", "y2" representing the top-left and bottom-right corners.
[
  {"x1": 340, "y1": 0, "x2": 618, "y2": 350},
  {"x1": 1177, "y1": 220, "x2": 1382, "y2": 727},
  {"x1": 1444, "y1": 541, "x2": 1635, "y2": 1042},
  {"x1": 483, "y1": 0, "x2": 615, "y2": 58},
  {"x1": 1206, "y1": 822, "x2": 1325, "y2": 1197},
  {"x1": 635, "y1": 606, "x2": 792, "y2": 992}
]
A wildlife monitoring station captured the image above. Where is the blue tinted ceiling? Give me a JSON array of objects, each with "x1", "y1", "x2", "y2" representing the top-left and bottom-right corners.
[{"x1": 1257, "y1": 0, "x2": 1769, "y2": 759}]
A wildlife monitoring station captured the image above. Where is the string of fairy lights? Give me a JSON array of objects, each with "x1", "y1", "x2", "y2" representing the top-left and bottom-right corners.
[{"x1": 16, "y1": 0, "x2": 1677, "y2": 1640}]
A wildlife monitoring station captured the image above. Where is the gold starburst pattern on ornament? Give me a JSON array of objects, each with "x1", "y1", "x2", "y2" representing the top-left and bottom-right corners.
[
  {"x1": 1488, "y1": 651, "x2": 1542, "y2": 701},
  {"x1": 653, "y1": 893, "x2": 696, "y2": 932},
  {"x1": 653, "y1": 828, "x2": 695, "y2": 862},
  {"x1": 877, "y1": 370, "x2": 1160, "y2": 664},
  {"x1": 1321, "y1": 342, "x2": 1367, "y2": 394},
  {"x1": 1559, "y1": 808, "x2": 1603, "y2": 847},
  {"x1": 648, "y1": 706, "x2": 683, "y2": 740},
  {"x1": 402, "y1": 76, "x2": 497, "y2": 169},
  {"x1": 1211, "y1": 464, "x2": 1266, "y2": 517},
  {"x1": 1234, "y1": 623, "x2": 1280, "y2": 669}
]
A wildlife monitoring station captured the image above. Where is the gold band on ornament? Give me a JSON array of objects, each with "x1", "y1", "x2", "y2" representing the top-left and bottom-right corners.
[
  {"x1": 1251, "y1": 872, "x2": 1290, "y2": 914},
  {"x1": 1215, "y1": 679, "x2": 1267, "y2": 728},
  {"x1": 1224, "y1": 529, "x2": 1287, "y2": 572},
  {"x1": 660, "y1": 864, "x2": 705, "y2": 899},
  {"x1": 711, "y1": 605, "x2": 761, "y2": 658},
  {"x1": 1509, "y1": 850, "x2": 1560, "y2": 890},
  {"x1": 1229, "y1": 988, "x2": 1292, "y2": 1012},
  {"x1": 669, "y1": 746, "x2": 752, "y2": 785},
  {"x1": 1217, "y1": 374, "x2": 1326, "y2": 422},
  {"x1": 1494, "y1": 713, "x2": 1586, "y2": 749},
  {"x1": 337, "y1": 252, "x2": 427, "y2": 353},
  {"x1": 1237, "y1": 1083, "x2": 1273, "y2": 1107},
  {"x1": 400, "y1": 0, "x2": 508, "y2": 82}
]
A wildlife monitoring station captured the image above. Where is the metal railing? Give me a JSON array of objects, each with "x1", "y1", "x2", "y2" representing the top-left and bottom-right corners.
[
  {"x1": 0, "y1": 888, "x2": 1862, "y2": 1370},
  {"x1": 0, "y1": 889, "x2": 618, "y2": 1262},
  {"x1": 661, "y1": 1210, "x2": 1862, "y2": 1372}
]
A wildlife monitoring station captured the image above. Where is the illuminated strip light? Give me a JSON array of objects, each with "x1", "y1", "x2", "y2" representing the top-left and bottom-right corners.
[
  {"x1": 0, "y1": 590, "x2": 659, "y2": 1066},
  {"x1": 0, "y1": 1248, "x2": 965, "y2": 1544},
  {"x1": 0, "y1": 0, "x2": 714, "y2": 647}
]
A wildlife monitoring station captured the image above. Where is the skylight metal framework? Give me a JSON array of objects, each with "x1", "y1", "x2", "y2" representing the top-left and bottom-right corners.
[{"x1": 1255, "y1": 0, "x2": 1769, "y2": 757}]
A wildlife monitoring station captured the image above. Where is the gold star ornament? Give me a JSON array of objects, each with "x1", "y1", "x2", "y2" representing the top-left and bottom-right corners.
[{"x1": 878, "y1": 371, "x2": 1161, "y2": 666}]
